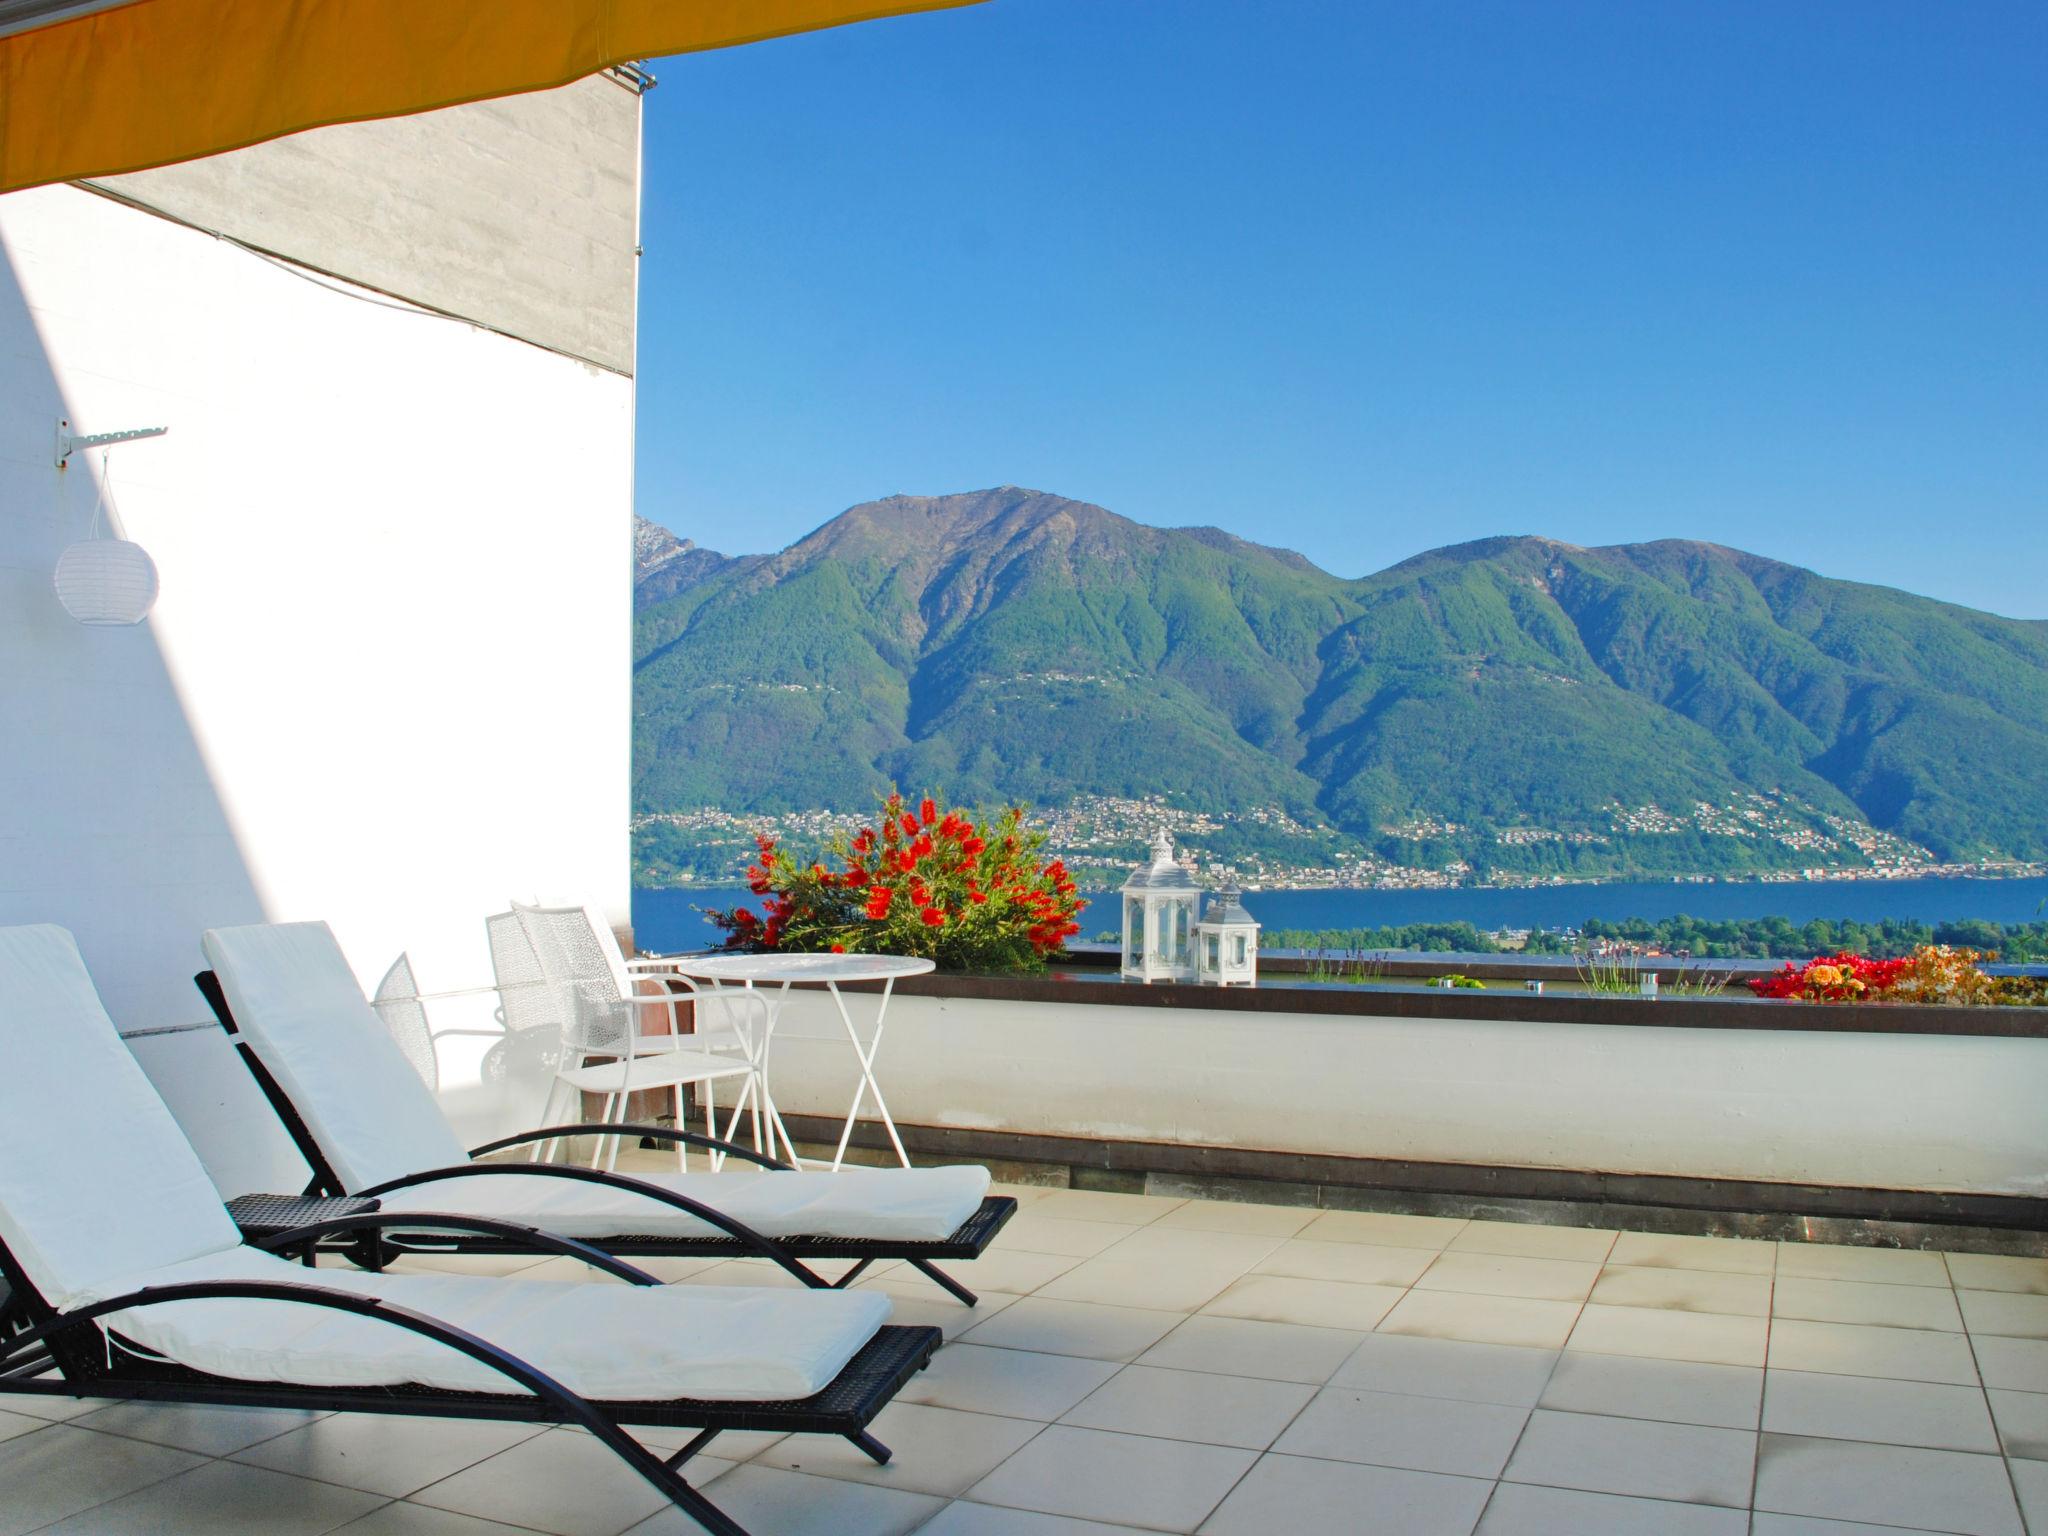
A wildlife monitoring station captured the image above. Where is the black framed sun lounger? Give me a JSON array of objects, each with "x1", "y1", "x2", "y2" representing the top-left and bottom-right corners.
[
  {"x1": 195, "y1": 921, "x2": 1014, "y2": 1303},
  {"x1": 0, "y1": 923, "x2": 940, "y2": 1536}
]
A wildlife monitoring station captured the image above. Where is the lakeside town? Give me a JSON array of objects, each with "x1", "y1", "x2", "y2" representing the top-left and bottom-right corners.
[{"x1": 631, "y1": 792, "x2": 2046, "y2": 893}]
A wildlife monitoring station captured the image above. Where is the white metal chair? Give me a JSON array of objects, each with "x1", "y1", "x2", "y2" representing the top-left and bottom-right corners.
[{"x1": 510, "y1": 902, "x2": 757, "y2": 1172}]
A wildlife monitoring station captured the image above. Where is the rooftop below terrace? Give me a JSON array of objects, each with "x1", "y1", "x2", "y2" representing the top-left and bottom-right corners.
[{"x1": 10, "y1": 1166, "x2": 2048, "y2": 1535}]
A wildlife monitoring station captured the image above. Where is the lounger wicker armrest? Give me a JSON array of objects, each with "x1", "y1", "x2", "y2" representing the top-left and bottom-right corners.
[
  {"x1": 352, "y1": 1162, "x2": 830, "y2": 1288},
  {"x1": 469, "y1": 1123, "x2": 793, "y2": 1171},
  {"x1": 250, "y1": 1212, "x2": 664, "y2": 1286}
]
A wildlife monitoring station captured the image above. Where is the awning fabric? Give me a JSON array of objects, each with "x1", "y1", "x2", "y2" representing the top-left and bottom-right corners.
[{"x1": 0, "y1": 0, "x2": 983, "y2": 195}]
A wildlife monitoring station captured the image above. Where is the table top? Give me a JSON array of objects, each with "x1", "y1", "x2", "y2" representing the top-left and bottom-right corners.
[{"x1": 667, "y1": 952, "x2": 937, "y2": 984}]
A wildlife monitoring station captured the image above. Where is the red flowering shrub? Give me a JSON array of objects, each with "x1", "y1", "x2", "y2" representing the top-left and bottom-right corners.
[
  {"x1": 1747, "y1": 951, "x2": 1910, "y2": 1002},
  {"x1": 705, "y1": 792, "x2": 1085, "y2": 971}
]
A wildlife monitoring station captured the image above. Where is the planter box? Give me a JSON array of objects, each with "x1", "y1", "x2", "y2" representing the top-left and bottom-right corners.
[{"x1": 759, "y1": 979, "x2": 2048, "y2": 1200}]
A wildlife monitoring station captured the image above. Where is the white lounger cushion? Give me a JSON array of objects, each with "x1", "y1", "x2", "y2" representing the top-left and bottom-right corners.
[
  {"x1": 377, "y1": 1162, "x2": 991, "y2": 1242},
  {"x1": 0, "y1": 926, "x2": 248, "y2": 1308},
  {"x1": 201, "y1": 922, "x2": 473, "y2": 1190},
  {"x1": 203, "y1": 920, "x2": 993, "y2": 1239},
  {"x1": 84, "y1": 1245, "x2": 890, "y2": 1401}
]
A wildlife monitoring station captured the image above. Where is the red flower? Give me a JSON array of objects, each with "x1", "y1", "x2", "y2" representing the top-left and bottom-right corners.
[
  {"x1": 900, "y1": 813, "x2": 921, "y2": 838},
  {"x1": 910, "y1": 834, "x2": 935, "y2": 859},
  {"x1": 960, "y1": 836, "x2": 985, "y2": 856},
  {"x1": 831, "y1": 943, "x2": 847, "y2": 954},
  {"x1": 864, "y1": 886, "x2": 893, "y2": 920},
  {"x1": 920, "y1": 797, "x2": 938, "y2": 827},
  {"x1": 921, "y1": 907, "x2": 946, "y2": 927},
  {"x1": 969, "y1": 890, "x2": 989, "y2": 904}
]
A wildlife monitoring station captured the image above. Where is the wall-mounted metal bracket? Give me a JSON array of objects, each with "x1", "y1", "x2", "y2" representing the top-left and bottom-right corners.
[{"x1": 55, "y1": 417, "x2": 170, "y2": 469}]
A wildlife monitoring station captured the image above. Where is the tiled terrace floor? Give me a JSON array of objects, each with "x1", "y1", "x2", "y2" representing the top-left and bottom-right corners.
[{"x1": 9, "y1": 1182, "x2": 2048, "y2": 1534}]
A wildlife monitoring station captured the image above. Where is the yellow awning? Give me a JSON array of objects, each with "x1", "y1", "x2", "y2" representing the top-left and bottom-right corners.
[{"x1": 0, "y1": 0, "x2": 984, "y2": 195}]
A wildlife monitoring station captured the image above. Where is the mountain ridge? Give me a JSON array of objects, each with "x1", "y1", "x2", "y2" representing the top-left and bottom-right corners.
[{"x1": 632, "y1": 490, "x2": 2048, "y2": 876}]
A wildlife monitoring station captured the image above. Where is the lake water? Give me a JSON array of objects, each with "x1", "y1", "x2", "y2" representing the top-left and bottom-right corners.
[{"x1": 634, "y1": 875, "x2": 2048, "y2": 955}]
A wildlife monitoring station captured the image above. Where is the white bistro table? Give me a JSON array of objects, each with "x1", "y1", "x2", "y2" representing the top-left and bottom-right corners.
[{"x1": 664, "y1": 952, "x2": 934, "y2": 1170}]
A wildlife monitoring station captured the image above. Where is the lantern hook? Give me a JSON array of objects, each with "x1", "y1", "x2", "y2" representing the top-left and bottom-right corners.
[{"x1": 55, "y1": 418, "x2": 169, "y2": 470}]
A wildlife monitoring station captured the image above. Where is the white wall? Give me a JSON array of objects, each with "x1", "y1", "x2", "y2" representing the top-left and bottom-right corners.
[
  {"x1": 0, "y1": 184, "x2": 632, "y2": 1193},
  {"x1": 760, "y1": 992, "x2": 2048, "y2": 1197}
]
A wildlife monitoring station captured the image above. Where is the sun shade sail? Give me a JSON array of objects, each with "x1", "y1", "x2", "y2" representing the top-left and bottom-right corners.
[{"x1": 0, "y1": 0, "x2": 985, "y2": 195}]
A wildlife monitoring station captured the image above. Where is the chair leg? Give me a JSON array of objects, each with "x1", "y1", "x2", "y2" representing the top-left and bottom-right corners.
[
  {"x1": 673, "y1": 1084, "x2": 687, "y2": 1173},
  {"x1": 844, "y1": 1430, "x2": 892, "y2": 1465},
  {"x1": 591, "y1": 1093, "x2": 616, "y2": 1171}
]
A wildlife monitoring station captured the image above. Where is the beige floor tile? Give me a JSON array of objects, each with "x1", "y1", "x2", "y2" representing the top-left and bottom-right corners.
[
  {"x1": 1768, "y1": 1319, "x2": 1980, "y2": 1385},
  {"x1": 74, "y1": 1400, "x2": 324, "y2": 1457},
  {"x1": 411, "y1": 1425, "x2": 678, "y2": 1536},
  {"x1": 1026, "y1": 1190, "x2": 1186, "y2": 1226},
  {"x1": 0, "y1": 1388, "x2": 114, "y2": 1422},
  {"x1": 1335, "y1": 1335, "x2": 1559, "y2": 1407},
  {"x1": 1502, "y1": 1409, "x2": 1755, "y2": 1507},
  {"x1": 1449, "y1": 1221, "x2": 1618, "y2": 1264},
  {"x1": 1587, "y1": 1264, "x2": 1771, "y2": 1317},
  {"x1": 1274, "y1": 1386, "x2": 1527, "y2": 1477},
  {"x1": 1976, "y1": 1335, "x2": 2048, "y2": 1392},
  {"x1": 1197, "y1": 1453, "x2": 1491, "y2": 1536},
  {"x1": 1295, "y1": 1210, "x2": 1469, "y2": 1249},
  {"x1": 1947, "y1": 1252, "x2": 2048, "y2": 1295},
  {"x1": 997, "y1": 1215, "x2": 1141, "y2": 1258},
  {"x1": 1959, "y1": 1288, "x2": 2048, "y2": 1339},
  {"x1": 1751, "y1": 1518, "x2": 1958, "y2": 1536},
  {"x1": 1474, "y1": 1482, "x2": 1748, "y2": 1534},
  {"x1": 0, "y1": 1423, "x2": 202, "y2": 1536},
  {"x1": 680, "y1": 1258, "x2": 815, "y2": 1290},
  {"x1": 881, "y1": 1289, "x2": 1023, "y2": 1342},
  {"x1": 1607, "y1": 1231, "x2": 1775, "y2": 1275},
  {"x1": 1538, "y1": 1352, "x2": 1761, "y2": 1429},
  {"x1": 1378, "y1": 1290, "x2": 1583, "y2": 1350},
  {"x1": 1252, "y1": 1238, "x2": 1436, "y2": 1287},
  {"x1": 1764, "y1": 1369, "x2": 1997, "y2": 1452},
  {"x1": 1416, "y1": 1251, "x2": 1601, "y2": 1303},
  {"x1": 0, "y1": 1410, "x2": 44, "y2": 1444},
  {"x1": 1137, "y1": 1315, "x2": 1368, "y2": 1384},
  {"x1": 624, "y1": 1464, "x2": 942, "y2": 1536},
  {"x1": 960, "y1": 1296, "x2": 1184, "y2": 1362},
  {"x1": 1098, "y1": 1225, "x2": 1287, "y2": 1269},
  {"x1": 1061, "y1": 1364, "x2": 1314, "y2": 1450},
  {"x1": 756, "y1": 1402, "x2": 1043, "y2": 1497},
  {"x1": 968, "y1": 1424, "x2": 1256, "y2": 1531},
  {"x1": 1153, "y1": 1200, "x2": 1317, "y2": 1237},
  {"x1": 1775, "y1": 1243, "x2": 1952, "y2": 1287},
  {"x1": 2010, "y1": 1458, "x2": 2048, "y2": 1536},
  {"x1": 1752, "y1": 1433, "x2": 2022, "y2": 1535},
  {"x1": 233, "y1": 1414, "x2": 551, "y2": 1497},
  {"x1": 919, "y1": 1502, "x2": 1152, "y2": 1534},
  {"x1": 923, "y1": 1246, "x2": 1084, "y2": 1296},
  {"x1": 333, "y1": 1503, "x2": 551, "y2": 1536},
  {"x1": 898, "y1": 1343, "x2": 1119, "y2": 1421},
  {"x1": 1566, "y1": 1303, "x2": 1767, "y2": 1367},
  {"x1": 1202, "y1": 1273, "x2": 1407, "y2": 1331},
  {"x1": 1989, "y1": 1387, "x2": 2048, "y2": 1459},
  {"x1": 1773, "y1": 1276, "x2": 1963, "y2": 1331},
  {"x1": 35, "y1": 1459, "x2": 385, "y2": 1536},
  {"x1": 1038, "y1": 1254, "x2": 1251, "y2": 1313}
]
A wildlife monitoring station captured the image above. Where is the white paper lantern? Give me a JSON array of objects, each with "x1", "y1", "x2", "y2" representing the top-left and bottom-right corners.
[{"x1": 54, "y1": 537, "x2": 159, "y2": 626}]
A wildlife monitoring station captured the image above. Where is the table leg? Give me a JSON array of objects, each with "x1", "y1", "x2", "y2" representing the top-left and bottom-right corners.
[{"x1": 828, "y1": 978, "x2": 910, "y2": 1170}]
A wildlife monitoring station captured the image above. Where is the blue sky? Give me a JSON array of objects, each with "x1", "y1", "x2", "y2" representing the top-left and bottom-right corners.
[{"x1": 635, "y1": 0, "x2": 2047, "y2": 618}]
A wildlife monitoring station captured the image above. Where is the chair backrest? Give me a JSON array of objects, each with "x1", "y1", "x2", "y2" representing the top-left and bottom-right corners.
[
  {"x1": 202, "y1": 922, "x2": 470, "y2": 1193},
  {"x1": 371, "y1": 952, "x2": 437, "y2": 1092},
  {"x1": 510, "y1": 902, "x2": 635, "y2": 1055},
  {"x1": 0, "y1": 925, "x2": 242, "y2": 1309},
  {"x1": 485, "y1": 909, "x2": 559, "y2": 1035}
]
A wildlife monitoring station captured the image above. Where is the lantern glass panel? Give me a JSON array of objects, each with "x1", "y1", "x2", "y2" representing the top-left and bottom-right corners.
[
  {"x1": 1232, "y1": 933, "x2": 1248, "y2": 966},
  {"x1": 1123, "y1": 905, "x2": 1141, "y2": 969},
  {"x1": 1172, "y1": 903, "x2": 1190, "y2": 964}
]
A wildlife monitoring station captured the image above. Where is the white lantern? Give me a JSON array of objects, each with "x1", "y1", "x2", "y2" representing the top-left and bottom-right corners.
[
  {"x1": 1120, "y1": 829, "x2": 1200, "y2": 983},
  {"x1": 1195, "y1": 881, "x2": 1260, "y2": 987},
  {"x1": 54, "y1": 537, "x2": 159, "y2": 625}
]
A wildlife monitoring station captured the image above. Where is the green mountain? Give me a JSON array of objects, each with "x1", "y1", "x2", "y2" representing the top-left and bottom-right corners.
[{"x1": 633, "y1": 489, "x2": 2048, "y2": 877}]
